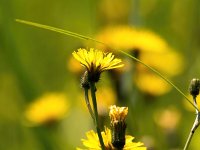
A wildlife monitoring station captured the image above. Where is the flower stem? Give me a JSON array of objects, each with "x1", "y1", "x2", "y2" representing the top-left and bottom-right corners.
[
  {"x1": 183, "y1": 115, "x2": 200, "y2": 150},
  {"x1": 183, "y1": 96, "x2": 200, "y2": 150},
  {"x1": 90, "y1": 82, "x2": 105, "y2": 150},
  {"x1": 84, "y1": 88, "x2": 95, "y2": 121}
]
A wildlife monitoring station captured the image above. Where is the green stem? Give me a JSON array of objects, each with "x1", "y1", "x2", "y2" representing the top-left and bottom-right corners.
[
  {"x1": 90, "y1": 82, "x2": 105, "y2": 150},
  {"x1": 183, "y1": 115, "x2": 199, "y2": 150},
  {"x1": 183, "y1": 131, "x2": 193, "y2": 150},
  {"x1": 84, "y1": 88, "x2": 95, "y2": 121},
  {"x1": 183, "y1": 96, "x2": 200, "y2": 150}
]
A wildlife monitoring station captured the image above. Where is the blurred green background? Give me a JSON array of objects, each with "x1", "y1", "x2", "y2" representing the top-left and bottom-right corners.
[{"x1": 0, "y1": 0, "x2": 200, "y2": 150}]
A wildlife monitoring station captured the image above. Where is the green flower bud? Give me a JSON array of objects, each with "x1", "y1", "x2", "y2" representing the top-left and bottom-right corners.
[{"x1": 189, "y1": 78, "x2": 200, "y2": 97}]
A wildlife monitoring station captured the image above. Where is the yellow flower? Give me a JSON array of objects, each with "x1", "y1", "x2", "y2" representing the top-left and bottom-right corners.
[
  {"x1": 80, "y1": 86, "x2": 117, "y2": 116},
  {"x1": 77, "y1": 127, "x2": 146, "y2": 150},
  {"x1": 25, "y1": 93, "x2": 69, "y2": 125},
  {"x1": 96, "y1": 26, "x2": 183, "y2": 95},
  {"x1": 135, "y1": 49, "x2": 183, "y2": 96},
  {"x1": 96, "y1": 26, "x2": 137, "y2": 51},
  {"x1": 154, "y1": 107, "x2": 181, "y2": 130},
  {"x1": 134, "y1": 73, "x2": 171, "y2": 96},
  {"x1": 96, "y1": 26, "x2": 168, "y2": 52},
  {"x1": 96, "y1": 87, "x2": 117, "y2": 115},
  {"x1": 67, "y1": 56, "x2": 84, "y2": 74},
  {"x1": 72, "y1": 48, "x2": 124, "y2": 82}
]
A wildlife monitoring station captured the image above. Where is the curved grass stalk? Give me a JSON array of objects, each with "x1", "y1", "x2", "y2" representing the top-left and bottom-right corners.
[
  {"x1": 15, "y1": 19, "x2": 103, "y2": 44},
  {"x1": 15, "y1": 19, "x2": 199, "y2": 111}
]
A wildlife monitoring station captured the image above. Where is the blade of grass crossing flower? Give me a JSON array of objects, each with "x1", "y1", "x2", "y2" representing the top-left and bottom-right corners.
[{"x1": 15, "y1": 19, "x2": 198, "y2": 111}]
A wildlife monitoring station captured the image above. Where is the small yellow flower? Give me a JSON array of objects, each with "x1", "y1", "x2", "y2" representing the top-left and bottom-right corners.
[
  {"x1": 77, "y1": 127, "x2": 146, "y2": 150},
  {"x1": 72, "y1": 48, "x2": 124, "y2": 82},
  {"x1": 25, "y1": 93, "x2": 69, "y2": 125}
]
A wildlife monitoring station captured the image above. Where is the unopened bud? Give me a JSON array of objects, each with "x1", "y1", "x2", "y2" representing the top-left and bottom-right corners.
[
  {"x1": 109, "y1": 105, "x2": 128, "y2": 149},
  {"x1": 81, "y1": 71, "x2": 90, "y2": 89},
  {"x1": 189, "y1": 78, "x2": 200, "y2": 97}
]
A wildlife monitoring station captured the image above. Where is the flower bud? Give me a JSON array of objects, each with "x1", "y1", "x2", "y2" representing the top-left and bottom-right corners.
[
  {"x1": 189, "y1": 78, "x2": 200, "y2": 97},
  {"x1": 109, "y1": 105, "x2": 128, "y2": 149},
  {"x1": 81, "y1": 71, "x2": 90, "y2": 89}
]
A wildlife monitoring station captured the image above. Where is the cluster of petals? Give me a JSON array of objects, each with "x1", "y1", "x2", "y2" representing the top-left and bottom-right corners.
[
  {"x1": 72, "y1": 48, "x2": 124, "y2": 74},
  {"x1": 77, "y1": 127, "x2": 146, "y2": 150}
]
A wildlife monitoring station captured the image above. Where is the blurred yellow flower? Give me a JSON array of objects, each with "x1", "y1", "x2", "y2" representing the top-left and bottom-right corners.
[
  {"x1": 134, "y1": 73, "x2": 171, "y2": 96},
  {"x1": 25, "y1": 93, "x2": 69, "y2": 125},
  {"x1": 67, "y1": 56, "x2": 84, "y2": 74},
  {"x1": 72, "y1": 48, "x2": 124, "y2": 82},
  {"x1": 80, "y1": 86, "x2": 117, "y2": 116},
  {"x1": 96, "y1": 87, "x2": 117, "y2": 115},
  {"x1": 77, "y1": 127, "x2": 146, "y2": 150},
  {"x1": 96, "y1": 26, "x2": 169, "y2": 53},
  {"x1": 96, "y1": 26, "x2": 137, "y2": 51},
  {"x1": 154, "y1": 107, "x2": 181, "y2": 130},
  {"x1": 96, "y1": 26, "x2": 183, "y2": 96}
]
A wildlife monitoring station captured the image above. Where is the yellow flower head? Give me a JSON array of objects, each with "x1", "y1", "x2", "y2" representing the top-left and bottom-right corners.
[
  {"x1": 77, "y1": 127, "x2": 146, "y2": 150},
  {"x1": 109, "y1": 105, "x2": 128, "y2": 123},
  {"x1": 72, "y1": 48, "x2": 124, "y2": 82},
  {"x1": 25, "y1": 93, "x2": 69, "y2": 126}
]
